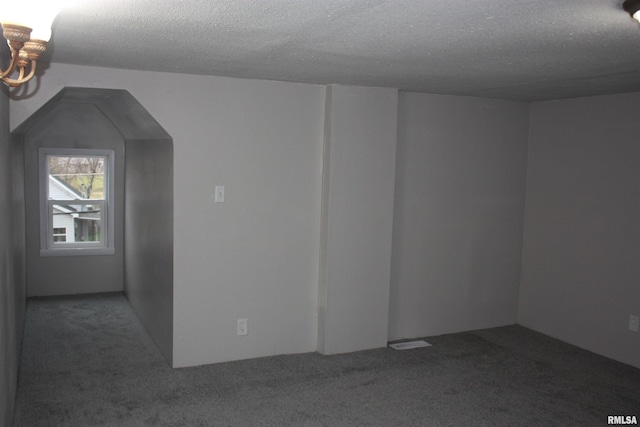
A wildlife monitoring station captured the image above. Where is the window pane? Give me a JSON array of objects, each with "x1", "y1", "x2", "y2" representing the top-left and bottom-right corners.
[
  {"x1": 52, "y1": 203, "x2": 102, "y2": 243},
  {"x1": 48, "y1": 156, "x2": 105, "y2": 200}
]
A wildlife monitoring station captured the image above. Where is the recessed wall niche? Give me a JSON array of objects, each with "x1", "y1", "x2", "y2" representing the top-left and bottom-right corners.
[{"x1": 11, "y1": 87, "x2": 174, "y2": 365}]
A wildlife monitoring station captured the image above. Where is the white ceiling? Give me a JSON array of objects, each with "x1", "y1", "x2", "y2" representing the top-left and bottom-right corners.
[{"x1": 41, "y1": 0, "x2": 640, "y2": 101}]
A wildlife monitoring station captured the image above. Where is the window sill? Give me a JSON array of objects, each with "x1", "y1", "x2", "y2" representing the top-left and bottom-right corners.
[{"x1": 40, "y1": 247, "x2": 116, "y2": 257}]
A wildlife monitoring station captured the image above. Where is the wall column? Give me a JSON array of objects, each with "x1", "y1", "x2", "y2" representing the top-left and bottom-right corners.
[{"x1": 318, "y1": 85, "x2": 398, "y2": 354}]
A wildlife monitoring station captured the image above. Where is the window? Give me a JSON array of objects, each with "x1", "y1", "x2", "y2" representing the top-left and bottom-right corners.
[
  {"x1": 52, "y1": 227, "x2": 67, "y2": 242},
  {"x1": 40, "y1": 148, "x2": 115, "y2": 256}
]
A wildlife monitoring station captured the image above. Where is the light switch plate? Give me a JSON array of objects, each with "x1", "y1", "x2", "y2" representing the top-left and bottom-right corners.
[{"x1": 215, "y1": 186, "x2": 225, "y2": 203}]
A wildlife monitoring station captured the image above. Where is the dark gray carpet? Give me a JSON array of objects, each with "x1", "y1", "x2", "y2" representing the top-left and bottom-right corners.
[{"x1": 12, "y1": 293, "x2": 640, "y2": 426}]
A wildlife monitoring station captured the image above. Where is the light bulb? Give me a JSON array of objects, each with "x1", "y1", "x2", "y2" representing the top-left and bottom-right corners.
[
  {"x1": 0, "y1": 5, "x2": 31, "y2": 27},
  {"x1": 28, "y1": 4, "x2": 61, "y2": 42},
  {"x1": 0, "y1": 2, "x2": 62, "y2": 41}
]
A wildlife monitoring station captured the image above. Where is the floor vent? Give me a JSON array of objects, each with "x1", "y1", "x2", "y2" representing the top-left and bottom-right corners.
[{"x1": 389, "y1": 340, "x2": 432, "y2": 350}]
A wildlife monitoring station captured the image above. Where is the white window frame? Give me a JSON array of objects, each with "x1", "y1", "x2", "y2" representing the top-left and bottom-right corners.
[{"x1": 39, "y1": 148, "x2": 116, "y2": 256}]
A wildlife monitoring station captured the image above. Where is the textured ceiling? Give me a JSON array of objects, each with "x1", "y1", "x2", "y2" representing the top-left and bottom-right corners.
[{"x1": 40, "y1": 0, "x2": 640, "y2": 101}]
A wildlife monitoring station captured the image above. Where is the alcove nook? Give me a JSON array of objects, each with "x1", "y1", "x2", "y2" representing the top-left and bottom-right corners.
[{"x1": 11, "y1": 87, "x2": 174, "y2": 364}]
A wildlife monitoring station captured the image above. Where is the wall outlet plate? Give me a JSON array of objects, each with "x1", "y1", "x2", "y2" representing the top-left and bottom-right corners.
[
  {"x1": 237, "y1": 318, "x2": 248, "y2": 336},
  {"x1": 629, "y1": 315, "x2": 639, "y2": 333}
]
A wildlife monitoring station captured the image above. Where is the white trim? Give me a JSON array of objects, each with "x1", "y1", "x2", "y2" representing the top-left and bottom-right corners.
[{"x1": 39, "y1": 148, "x2": 116, "y2": 257}]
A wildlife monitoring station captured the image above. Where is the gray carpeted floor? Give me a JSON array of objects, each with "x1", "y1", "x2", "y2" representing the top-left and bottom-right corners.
[{"x1": 12, "y1": 292, "x2": 640, "y2": 426}]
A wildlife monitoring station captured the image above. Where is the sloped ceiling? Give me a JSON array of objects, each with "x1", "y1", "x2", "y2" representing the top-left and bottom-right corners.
[
  {"x1": 12, "y1": 88, "x2": 171, "y2": 140},
  {"x1": 40, "y1": 0, "x2": 640, "y2": 101}
]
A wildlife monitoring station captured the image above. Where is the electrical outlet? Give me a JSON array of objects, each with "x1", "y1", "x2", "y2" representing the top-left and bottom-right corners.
[
  {"x1": 629, "y1": 315, "x2": 639, "y2": 333},
  {"x1": 237, "y1": 318, "x2": 248, "y2": 336}
]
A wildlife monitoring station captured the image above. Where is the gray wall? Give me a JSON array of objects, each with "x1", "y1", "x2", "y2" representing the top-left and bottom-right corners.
[
  {"x1": 125, "y1": 138, "x2": 173, "y2": 365},
  {"x1": 0, "y1": 87, "x2": 26, "y2": 424},
  {"x1": 10, "y1": 64, "x2": 327, "y2": 367},
  {"x1": 20, "y1": 102, "x2": 125, "y2": 296},
  {"x1": 389, "y1": 92, "x2": 529, "y2": 340},
  {"x1": 520, "y1": 93, "x2": 640, "y2": 369},
  {"x1": 10, "y1": 62, "x2": 639, "y2": 370},
  {"x1": 318, "y1": 85, "x2": 398, "y2": 354}
]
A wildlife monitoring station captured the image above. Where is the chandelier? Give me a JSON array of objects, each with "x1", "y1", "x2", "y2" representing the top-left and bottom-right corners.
[{"x1": 0, "y1": 3, "x2": 61, "y2": 87}]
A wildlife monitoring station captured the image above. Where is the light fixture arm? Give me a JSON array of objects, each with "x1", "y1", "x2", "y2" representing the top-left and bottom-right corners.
[
  {"x1": 0, "y1": 48, "x2": 21, "y2": 79},
  {"x1": 0, "y1": 35, "x2": 46, "y2": 87},
  {"x1": 3, "y1": 58, "x2": 37, "y2": 88},
  {"x1": 0, "y1": 23, "x2": 32, "y2": 79},
  {"x1": 0, "y1": 2, "x2": 61, "y2": 88},
  {"x1": 4, "y1": 39, "x2": 47, "y2": 87}
]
